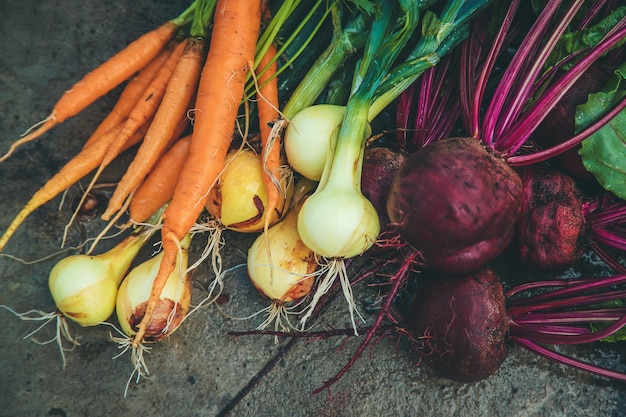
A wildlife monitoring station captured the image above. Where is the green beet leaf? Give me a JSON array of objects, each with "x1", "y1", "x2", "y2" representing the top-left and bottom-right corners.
[{"x1": 578, "y1": 62, "x2": 626, "y2": 199}]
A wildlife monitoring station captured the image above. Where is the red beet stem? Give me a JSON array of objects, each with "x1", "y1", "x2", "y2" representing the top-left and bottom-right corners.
[
  {"x1": 502, "y1": 22, "x2": 626, "y2": 156},
  {"x1": 510, "y1": 313, "x2": 626, "y2": 344},
  {"x1": 484, "y1": 0, "x2": 585, "y2": 148},
  {"x1": 396, "y1": 53, "x2": 460, "y2": 151},
  {"x1": 505, "y1": 279, "x2": 585, "y2": 299},
  {"x1": 508, "y1": 274, "x2": 626, "y2": 304},
  {"x1": 511, "y1": 336, "x2": 626, "y2": 382},
  {"x1": 460, "y1": 0, "x2": 521, "y2": 140},
  {"x1": 510, "y1": 309, "x2": 626, "y2": 325},
  {"x1": 508, "y1": 94, "x2": 626, "y2": 165}
]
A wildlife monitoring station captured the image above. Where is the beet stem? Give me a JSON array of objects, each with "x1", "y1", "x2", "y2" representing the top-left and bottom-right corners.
[
  {"x1": 592, "y1": 227, "x2": 626, "y2": 251},
  {"x1": 511, "y1": 336, "x2": 626, "y2": 382},
  {"x1": 505, "y1": 279, "x2": 584, "y2": 299},
  {"x1": 503, "y1": 22, "x2": 626, "y2": 157},
  {"x1": 576, "y1": 0, "x2": 610, "y2": 30},
  {"x1": 510, "y1": 323, "x2": 593, "y2": 337},
  {"x1": 227, "y1": 326, "x2": 392, "y2": 339},
  {"x1": 462, "y1": 0, "x2": 521, "y2": 141},
  {"x1": 510, "y1": 311, "x2": 626, "y2": 345},
  {"x1": 587, "y1": 242, "x2": 626, "y2": 273},
  {"x1": 508, "y1": 94, "x2": 626, "y2": 165},
  {"x1": 493, "y1": 0, "x2": 586, "y2": 148},
  {"x1": 482, "y1": 0, "x2": 575, "y2": 146},
  {"x1": 508, "y1": 289, "x2": 626, "y2": 316},
  {"x1": 507, "y1": 274, "x2": 626, "y2": 308},
  {"x1": 510, "y1": 309, "x2": 626, "y2": 325}
]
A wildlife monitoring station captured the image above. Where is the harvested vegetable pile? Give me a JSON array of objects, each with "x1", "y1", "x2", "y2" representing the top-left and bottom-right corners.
[{"x1": 1, "y1": 0, "x2": 626, "y2": 402}]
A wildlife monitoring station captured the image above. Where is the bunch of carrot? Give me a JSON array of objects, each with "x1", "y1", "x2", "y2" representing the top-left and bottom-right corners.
[{"x1": 0, "y1": 0, "x2": 288, "y2": 349}]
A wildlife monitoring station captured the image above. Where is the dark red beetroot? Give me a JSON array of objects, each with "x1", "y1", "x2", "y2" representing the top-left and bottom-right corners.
[
  {"x1": 361, "y1": 146, "x2": 407, "y2": 225},
  {"x1": 406, "y1": 267, "x2": 626, "y2": 384},
  {"x1": 511, "y1": 164, "x2": 586, "y2": 271},
  {"x1": 407, "y1": 267, "x2": 508, "y2": 382},
  {"x1": 387, "y1": 137, "x2": 523, "y2": 274}
]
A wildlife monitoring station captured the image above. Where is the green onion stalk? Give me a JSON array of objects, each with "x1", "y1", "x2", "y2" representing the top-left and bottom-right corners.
[
  {"x1": 281, "y1": 1, "x2": 437, "y2": 182},
  {"x1": 281, "y1": 4, "x2": 372, "y2": 118},
  {"x1": 244, "y1": 0, "x2": 336, "y2": 100}
]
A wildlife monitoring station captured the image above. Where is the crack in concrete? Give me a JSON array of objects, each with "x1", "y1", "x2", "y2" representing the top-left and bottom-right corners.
[{"x1": 216, "y1": 338, "x2": 298, "y2": 417}]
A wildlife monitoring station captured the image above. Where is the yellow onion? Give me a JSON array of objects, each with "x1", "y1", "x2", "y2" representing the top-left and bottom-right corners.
[
  {"x1": 284, "y1": 104, "x2": 345, "y2": 181},
  {"x1": 247, "y1": 179, "x2": 318, "y2": 328},
  {"x1": 205, "y1": 149, "x2": 292, "y2": 233},
  {"x1": 247, "y1": 180, "x2": 317, "y2": 301},
  {"x1": 48, "y1": 232, "x2": 149, "y2": 327},
  {"x1": 115, "y1": 234, "x2": 192, "y2": 341}
]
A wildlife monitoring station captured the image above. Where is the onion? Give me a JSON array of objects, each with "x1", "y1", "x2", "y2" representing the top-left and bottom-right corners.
[
  {"x1": 115, "y1": 233, "x2": 192, "y2": 341},
  {"x1": 205, "y1": 148, "x2": 292, "y2": 233},
  {"x1": 48, "y1": 231, "x2": 150, "y2": 327},
  {"x1": 295, "y1": 104, "x2": 379, "y2": 334},
  {"x1": 247, "y1": 179, "x2": 318, "y2": 329},
  {"x1": 284, "y1": 104, "x2": 345, "y2": 181}
]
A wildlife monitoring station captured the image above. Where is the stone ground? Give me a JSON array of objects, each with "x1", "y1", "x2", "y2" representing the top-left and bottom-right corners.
[{"x1": 1, "y1": 1, "x2": 626, "y2": 416}]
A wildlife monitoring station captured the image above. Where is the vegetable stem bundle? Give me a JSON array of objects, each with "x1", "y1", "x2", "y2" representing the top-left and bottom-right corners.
[{"x1": 5, "y1": 0, "x2": 626, "y2": 398}]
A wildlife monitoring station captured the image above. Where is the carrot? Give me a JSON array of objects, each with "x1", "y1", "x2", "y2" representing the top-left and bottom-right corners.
[
  {"x1": 80, "y1": 110, "x2": 189, "y2": 254},
  {"x1": 129, "y1": 135, "x2": 192, "y2": 224},
  {"x1": 79, "y1": 40, "x2": 187, "y2": 202},
  {"x1": 101, "y1": 36, "x2": 208, "y2": 221},
  {"x1": 0, "y1": 21, "x2": 180, "y2": 163},
  {"x1": 67, "y1": 40, "x2": 187, "y2": 240},
  {"x1": 0, "y1": 121, "x2": 149, "y2": 251},
  {"x1": 256, "y1": 38, "x2": 282, "y2": 233},
  {"x1": 132, "y1": 0, "x2": 262, "y2": 347},
  {"x1": 83, "y1": 41, "x2": 179, "y2": 149},
  {"x1": 107, "y1": 40, "x2": 186, "y2": 158}
]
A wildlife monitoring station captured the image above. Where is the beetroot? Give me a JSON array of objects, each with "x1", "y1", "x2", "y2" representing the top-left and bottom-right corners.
[
  {"x1": 361, "y1": 146, "x2": 407, "y2": 224},
  {"x1": 386, "y1": 137, "x2": 523, "y2": 274},
  {"x1": 384, "y1": 2, "x2": 626, "y2": 274},
  {"x1": 511, "y1": 164, "x2": 586, "y2": 271},
  {"x1": 406, "y1": 267, "x2": 626, "y2": 384},
  {"x1": 407, "y1": 267, "x2": 508, "y2": 382}
]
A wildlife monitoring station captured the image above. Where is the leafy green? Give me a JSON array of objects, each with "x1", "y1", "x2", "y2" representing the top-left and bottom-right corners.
[
  {"x1": 341, "y1": 0, "x2": 377, "y2": 15},
  {"x1": 578, "y1": 62, "x2": 626, "y2": 199},
  {"x1": 545, "y1": 6, "x2": 626, "y2": 71},
  {"x1": 590, "y1": 300, "x2": 626, "y2": 343}
]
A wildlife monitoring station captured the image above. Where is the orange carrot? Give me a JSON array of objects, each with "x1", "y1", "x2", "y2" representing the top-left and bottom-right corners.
[
  {"x1": 107, "y1": 41, "x2": 186, "y2": 159},
  {"x1": 132, "y1": 0, "x2": 262, "y2": 347},
  {"x1": 129, "y1": 135, "x2": 192, "y2": 224},
  {"x1": 256, "y1": 40, "x2": 282, "y2": 232},
  {"x1": 0, "y1": 21, "x2": 179, "y2": 163},
  {"x1": 80, "y1": 40, "x2": 187, "y2": 201},
  {"x1": 0, "y1": 121, "x2": 149, "y2": 251},
  {"x1": 83, "y1": 41, "x2": 178, "y2": 149},
  {"x1": 101, "y1": 36, "x2": 207, "y2": 221}
]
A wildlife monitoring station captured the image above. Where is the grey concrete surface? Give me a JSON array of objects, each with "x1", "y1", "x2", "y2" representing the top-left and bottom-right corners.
[{"x1": 1, "y1": 1, "x2": 626, "y2": 416}]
